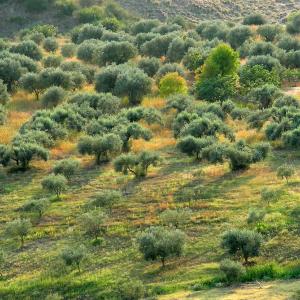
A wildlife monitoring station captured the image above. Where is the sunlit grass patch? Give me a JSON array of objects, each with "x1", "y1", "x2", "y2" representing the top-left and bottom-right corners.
[
  {"x1": 142, "y1": 97, "x2": 166, "y2": 109},
  {"x1": 0, "y1": 111, "x2": 31, "y2": 144}
]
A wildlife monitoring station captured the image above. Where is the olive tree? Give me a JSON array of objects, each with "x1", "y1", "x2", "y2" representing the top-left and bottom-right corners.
[
  {"x1": 79, "y1": 209, "x2": 107, "y2": 241},
  {"x1": 9, "y1": 142, "x2": 49, "y2": 170},
  {"x1": 114, "y1": 67, "x2": 152, "y2": 105},
  {"x1": 5, "y1": 218, "x2": 32, "y2": 247},
  {"x1": 114, "y1": 151, "x2": 160, "y2": 178},
  {"x1": 0, "y1": 104, "x2": 6, "y2": 125},
  {"x1": 137, "y1": 226, "x2": 185, "y2": 267},
  {"x1": 0, "y1": 80, "x2": 10, "y2": 105},
  {"x1": 257, "y1": 24, "x2": 282, "y2": 42},
  {"x1": 159, "y1": 209, "x2": 191, "y2": 228},
  {"x1": 10, "y1": 40, "x2": 42, "y2": 61},
  {"x1": 41, "y1": 87, "x2": 66, "y2": 108},
  {"x1": 95, "y1": 41, "x2": 137, "y2": 66},
  {"x1": 118, "y1": 123, "x2": 152, "y2": 152},
  {"x1": 177, "y1": 136, "x2": 215, "y2": 160},
  {"x1": 21, "y1": 198, "x2": 50, "y2": 218},
  {"x1": 20, "y1": 73, "x2": 45, "y2": 100},
  {"x1": 78, "y1": 133, "x2": 122, "y2": 165},
  {"x1": 277, "y1": 164, "x2": 295, "y2": 183},
  {"x1": 53, "y1": 158, "x2": 80, "y2": 180},
  {"x1": 260, "y1": 187, "x2": 282, "y2": 205},
  {"x1": 60, "y1": 245, "x2": 86, "y2": 272},
  {"x1": 43, "y1": 37, "x2": 59, "y2": 53},
  {"x1": 138, "y1": 57, "x2": 161, "y2": 77},
  {"x1": 227, "y1": 26, "x2": 252, "y2": 49},
  {"x1": 42, "y1": 174, "x2": 67, "y2": 199},
  {"x1": 221, "y1": 229, "x2": 263, "y2": 264},
  {"x1": 61, "y1": 43, "x2": 76, "y2": 58},
  {"x1": 89, "y1": 190, "x2": 122, "y2": 213},
  {"x1": 0, "y1": 58, "x2": 23, "y2": 91},
  {"x1": 248, "y1": 84, "x2": 280, "y2": 109},
  {"x1": 286, "y1": 12, "x2": 300, "y2": 35},
  {"x1": 243, "y1": 14, "x2": 266, "y2": 25}
]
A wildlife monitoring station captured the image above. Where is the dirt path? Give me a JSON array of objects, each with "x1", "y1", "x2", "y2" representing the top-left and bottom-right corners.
[{"x1": 159, "y1": 279, "x2": 300, "y2": 300}]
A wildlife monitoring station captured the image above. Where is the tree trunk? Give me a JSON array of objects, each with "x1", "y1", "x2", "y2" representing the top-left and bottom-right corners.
[{"x1": 161, "y1": 257, "x2": 165, "y2": 267}]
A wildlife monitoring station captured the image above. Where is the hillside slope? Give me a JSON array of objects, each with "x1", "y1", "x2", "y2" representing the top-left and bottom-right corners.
[{"x1": 116, "y1": 0, "x2": 300, "y2": 22}]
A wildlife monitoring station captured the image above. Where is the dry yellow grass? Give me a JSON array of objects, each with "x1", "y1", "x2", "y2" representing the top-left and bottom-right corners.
[
  {"x1": 132, "y1": 127, "x2": 176, "y2": 152},
  {"x1": 0, "y1": 111, "x2": 31, "y2": 144},
  {"x1": 51, "y1": 140, "x2": 77, "y2": 159},
  {"x1": 142, "y1": 97, "x2": 166, "y2": 109}
]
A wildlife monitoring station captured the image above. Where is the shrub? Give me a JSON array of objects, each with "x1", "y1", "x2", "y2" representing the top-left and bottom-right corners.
[
  {"x1": 159, "y1": 209, "x2": 191, "y2": 228},
  {"x1": 159, "y1": 72, "x2": 188, "y2": 97},
  {"x1": 246, "y1": 55, "x2": 281, "y2": 71},
  {"x1": 276, "y1": 36, "x2": 300, "y2": 51},
  {"x1": 165, "y1": 94, "x2": 193, "y2": 113},
  {"x1": 79, "y1": 209, "x2": 107, "y2": 241},
  {"x1": 195, "y1": 74, "x2": 238, "y2": 102},
  {"x1": 166, "y1": 37, "x2": 195, "y2": 63},
  {"x1": 55, "y1": 0, "x2": 78, "y2": 16},
  {"x1": 113, "y1": 67, "x2": 152, "y2": 106},
  {"x1": 277, "y1": 164, "x2": 295, "y2": 183},
  {"x1": 89, "y1": 190, "x2": 122, "y2": 213},
  {"x1": 102, "y1": 17, "x2": 121, "y2": 32},
  {"x1": 61, "y1": 43, "x2": 76, "y2": 58},
  {"x1": 220, "y1": 259, "x2": 246, "y2": 283},
  {"x1": 43, "y1": 37, "x2": 59, "y2": 53},
  {"x1": 76, "y1": 6, "x2": 104, "y2": 23},
  {"x1": 137, "y1": 226, "x2": 185, "y2": 267},
  {"x1": 156, "y1": 63, "x2": 185, "y2": 82},
  {"x1": 221, "y1": 229, "x2": 263, "y2": 264},
  {"x1": 183, "y1": 47, "x2": 209, "y2": 71},
  {"x1": 227, "y1": 26, "x2": 252, "y2": 49},
  {"x1": 41, "y1": 87, "x2": 66, "y2": 108},
  {"x1": 76, "y1": 39, "x2": 103, "y2": 63},
  {"x1": 286, "y1": 12, "x2": 300, "y2": 35},
  {"x1": 5, "y1": 218, "x2": 32, "y2": 247},
  {"x1": 10, "y1": 40, "x2": 42, "y2": 61},
  {"x1": 42, "y1": 174, "x2": 67, "y2": 199},
  {"x1": 75, "y1": 24, "x2": 104, "y2": 44},
  {"x1": 131, "y1": 19, "x2": 161, "y2": 34},
  {"x1": 21, "y1": 199, "x2": 50, "y2": 218},
  {"x1": 138, "y1": 57, "x2": 160, "y2": 77},
  {"x1": 95, "y1": 41, "x2": 137, "y2": 66},
  {"x1": 247, "y1": 209, "x2": 265, "y2": 225},
  {"x1": 261, "y1": 187, "x2": 282, "y2": 205},
  {"x1": 248, "y1": 84, "x2": 280, "y2": 109},
  {"x1": 116, "y1": 279, "x2": 145, "y2": 300},
  {"x1": 141, "y1": 33, "x2": 176, "y2": 58},
  {"x1": 43, "y1": 55, "x2": 62, "y2": 68},
  {"x1": 0, "y1": 80, "x2": 10, "y2": 105},
  {"x1": 0, "y1": 104, "x2": 6, "y2": 125},
  {"x1": 53, "y1": 158, "x2": 80, "y2": 180},
  {"x1": 60, "y1": 245, "x2": 86, "y2": 272},
  {"x1": 257, "y1": 24, "x2": 282, "y2": 42},
  {"x1": 239, "y1": 65, "x2": 280, "y2": 92},
  {"x1": 243, "y1": 14, "x2": 267, "y2": 25}
]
